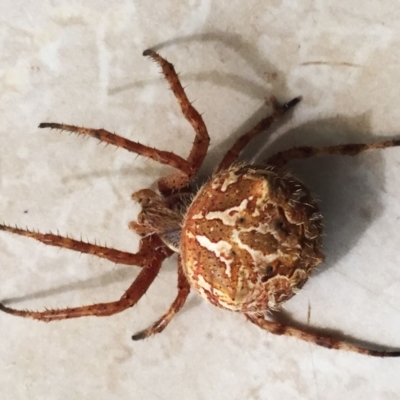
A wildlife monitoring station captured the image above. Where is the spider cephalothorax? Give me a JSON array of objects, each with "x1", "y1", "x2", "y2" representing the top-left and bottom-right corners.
[{"x1": 1, "y1": 49, "x2": 400, "y2": 357}]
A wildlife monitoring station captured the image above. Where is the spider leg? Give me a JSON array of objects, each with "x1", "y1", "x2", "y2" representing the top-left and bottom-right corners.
[
  {"x1": 143, "y1": 50, "x2": 210, "y2": 193},
  {"x1": 216, "y1": 97, "x2": 301, "y2": 172},
  {"x1": 266, "y1": 139, "x2": 400, "y2": 168},
  {"x1": 0, "y1": 245, "x2": 168, "y2": 321},
  {"x1": 38, "y1": 123, "x2": 192, "y2": 176},
  {"x1": 131, "y1": 258, "x2": 190, "y2": 340},
  {"x1": 246, "y1": 313, "x2": 400, "y2": 357},
  {"x1": 0, "y1": 224, "x2": 166, "y2": 266}
]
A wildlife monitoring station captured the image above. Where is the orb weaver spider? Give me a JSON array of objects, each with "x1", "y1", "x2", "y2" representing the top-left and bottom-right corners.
[{"x1": 1, "y1": 49, "x2": 399, "y2": 357}]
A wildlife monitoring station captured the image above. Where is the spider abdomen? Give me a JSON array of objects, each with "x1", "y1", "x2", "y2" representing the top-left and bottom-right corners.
[{"x1": 181, "y1": 165, "x2": 324, "y2": 312}]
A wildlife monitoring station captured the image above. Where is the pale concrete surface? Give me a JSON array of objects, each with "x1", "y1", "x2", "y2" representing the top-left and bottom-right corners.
[{"x1": 1, "y1": 1, "x2": 400, "y2": 399}]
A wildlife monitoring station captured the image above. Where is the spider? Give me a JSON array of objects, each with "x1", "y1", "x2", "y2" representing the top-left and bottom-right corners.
[{"x1": 1, "y1": 49, "x2": 399, "y2": 357}]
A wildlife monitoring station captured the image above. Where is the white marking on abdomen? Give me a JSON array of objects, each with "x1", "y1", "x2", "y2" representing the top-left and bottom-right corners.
[
  {"x1": 231, "y1": 229, "x2": 278, "y2": 267},
  {"x1": 195, "y1": 235, "x2": 233, "y2": 277},
  {"x1": 204, "y1": 199, "x2": 249, "y2": 226}
]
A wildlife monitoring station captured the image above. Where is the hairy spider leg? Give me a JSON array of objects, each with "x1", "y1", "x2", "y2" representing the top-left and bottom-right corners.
[
  {"x1": 216, "y1": 97, "x2": 301, "y2": 172},
  {"x1": 266, "y1": 139, "x2": 400, "y2": 167},
  {"x1": 0, "y1": 225, "x2": 163, "y2": 267},
  {"x1": 132, "y1": 258, "x2": 190, "y2": 340},
  {"x1": 0, "y1": 240, "x2": 171, "y2": 321},
  {"x1": 246, "y1": 313, "x2": 400, "y2": 357},
  {"x1": 39, "y1": 49, "x2": 209, "y2": 194},
  {"x1": 38, "y1": 122, "x2": 192, "y2": 175},
  {"x1": 143, "y1": 49, "x2": 210, "y2": 193}
]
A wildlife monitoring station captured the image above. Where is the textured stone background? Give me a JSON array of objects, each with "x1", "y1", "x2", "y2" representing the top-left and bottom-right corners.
[{"x1": 1, "y1": 1, "x2": 400, "y2": 399}]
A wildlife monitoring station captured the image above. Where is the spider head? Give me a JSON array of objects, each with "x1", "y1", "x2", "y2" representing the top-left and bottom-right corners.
[{"x1": 130, "y1": 189, "x2": 183, "y2": 252}]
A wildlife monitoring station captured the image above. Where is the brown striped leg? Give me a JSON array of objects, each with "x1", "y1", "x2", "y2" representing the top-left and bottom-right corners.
[
  {"x1": 216, "y1": 97, "x2": 301, "y2": 173},
  {"x1": 143, "y1": 50, "x2": 210, "y2": 193},
  {"x1": 246, "y1": 313, "x2": 400, "y2": 357},
  {"x1": 38, "y1": 122, "x2": 192, "y2": 175},
  {"x1": 0, "y1": 245, "x2": 168, "y2": 321},
  {"x1": 0, "y1": 224, "x2": 165, "y2": 267},
  {"x1": 266, "y1": 139, "x2": 400, "y2": 168},
  {"x1": 132, "y1": 258, "x2": 190, "y2": 340}
]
